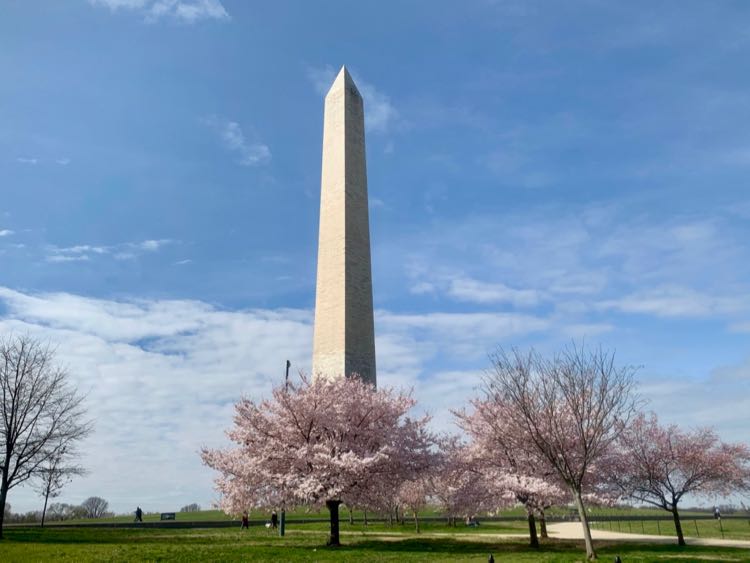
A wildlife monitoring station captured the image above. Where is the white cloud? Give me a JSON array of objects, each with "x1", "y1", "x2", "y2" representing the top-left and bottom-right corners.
[
  {"x1": 56, "y1": 158, "x2": 71, "y2": 165},
  {"x1": 205, "y1": 116, "x2": 271, "y2": 167},
  {"x1": 90, "y1": 0, "x2": 229, "y2": 23},
  {"x1": 597, "y1": 286, "x2": 750, "y2": 318},
  {"x1": 0, "y1": 229, "x2": 13, "y2": 237},
  {"x1": 305, "y1": 64, "x2": 399, "y2": 133},
  {"x1": 394, "y1": 203, "x2": 750, "y2": 329},
  {"x1": 139, "y1": 239, "x2": 172, "y2": 251},
  {"x1": 358, "y1": 80, "x2": 399, "y2": 133},
  {"x1": 45, "y1": 255, "x2": 90, "y2": 263},
  {"x1": 448, "y1": 277, "x2": 542, "y2": 307},
  {"x1": 45, "y1": 239, "x2": 174, "y2": 263},
  {"x1": 369, "y1": 197, "x2": 386, "y2": 209},
  {"x1": 16, "y1": 157, "x2": 38, "y2": 165}
]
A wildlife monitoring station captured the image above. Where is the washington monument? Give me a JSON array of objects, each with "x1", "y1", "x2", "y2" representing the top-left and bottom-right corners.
[{"x1": 312, "y1": 66, "x2": 377, "y2": 386}]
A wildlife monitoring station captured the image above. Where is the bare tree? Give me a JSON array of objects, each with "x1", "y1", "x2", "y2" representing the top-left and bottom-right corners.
[
  {"x1": 0, "y1": 335, "x2": 92, "y2": 538},
  {"x1": 33, "y1": 441, "x2": 87, "y2": 526},
  {"x1": 81, "y1": 496, "x2": 109, "y2": 519},
  {"x1": 179, "y1": 503, "x2": 201, "y2": 512},
  {"x1": 484, "y1": 344, "x2": 640, "y2": 560}
]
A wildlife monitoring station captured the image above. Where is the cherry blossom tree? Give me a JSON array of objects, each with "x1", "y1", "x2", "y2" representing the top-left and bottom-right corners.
[
  {"x1": 429, "y1": 437, "x2": 494, "y2": 526},
  {"x1": 398, "y1": 478, "x2": 430, "y2": 533},
  {"x1": 483, "y1": 345, "x2": 640, "y2": 560},
  {"x1": 201, "y1": 374, "x2": 435, "y2": 546},
  {"x1": 607, "y1": 412, "x2": 750, "y2": 546},
  {"x1": 455, "y1": 399, "x2": 567, "y2": 548}
]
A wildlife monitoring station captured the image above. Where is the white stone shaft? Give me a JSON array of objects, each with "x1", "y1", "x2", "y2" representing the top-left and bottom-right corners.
[{"x1": 312, "y1": 66, "x2": 376, "y2": 386}]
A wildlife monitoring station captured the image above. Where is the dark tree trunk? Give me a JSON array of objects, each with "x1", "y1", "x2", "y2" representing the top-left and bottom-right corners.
[
  {"x1": 527, "y1": 511, "x2": 539, "y2": 548},
  {"x1": 348, "y1": 507, "x2": 353, "y2": 525},
  {"x1": 0, "y1": 472, "x2": 9, "y2": 540},
  {"x1": 326, "y1": 500, "x2": 342, "y2": 547},
  {"x1": 672, "y1": 507, "x2": 686, "y2": 546},
  {"x1": 363, "y1": 510, "x2": 368, "y2": 526},
  {"x1": 539, "y1": 510, "x2": 548, "y2": 539},
  {"x1": 414, "y1": 511, "x2": 420, "y2": 534},
  {"x1": 41, "y1": 490, "x2": 51, "y2": 528}
]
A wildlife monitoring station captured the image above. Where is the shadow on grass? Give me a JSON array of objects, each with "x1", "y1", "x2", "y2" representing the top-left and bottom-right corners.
[{"x1": 341, "y1": 535, "x2": 750, "y2": 560}]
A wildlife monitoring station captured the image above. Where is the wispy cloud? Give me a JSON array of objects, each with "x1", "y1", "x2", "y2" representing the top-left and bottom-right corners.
[
  {"x1": 46, "y1": 254, "x2": 90, "y2": 263},
  {"x1": 305, "y1": 64, "x2": 400, "y2": 133},
  {"x1": 447, "y1": 277, "x2": 542, "y2": 307},
  {"x1": 45, "y1": 239, "x2": 175, "y2": 263},
  {"x1": 0, "y1": 230, "x2": 14, "y2": 237},
  {"x1": 89, "y1": 0, "x2": 229, "y2": 23},
  {"x1": 597, "y1": 286, "x2": 750, "y2": 318},
  {"x1": 56, "y1": 158, "x2": 71, "y2": 165},
  {"x1": 139, "y1": 239, "x2": 172, "y2": 251},
  {"x1": 16, "y1": 157, "x2": 38, "y2": 165},
  {"x1": 393, "y1": 201, "x2": 750, "y2": 331},
  {"x1": 204, "y1": 116, "x2": 271, "y2": 167}
]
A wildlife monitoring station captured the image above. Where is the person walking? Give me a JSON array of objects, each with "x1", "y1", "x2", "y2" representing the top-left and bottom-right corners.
[
  {"x1": 134, "y1": 506, "x2": 143, "y2": 523},
  {"x1": 271, "y1": 510, "x2": 278, "y2": 529},
  {"x1": 241, "y1": 511, "x2": 249, "y2": 530}
]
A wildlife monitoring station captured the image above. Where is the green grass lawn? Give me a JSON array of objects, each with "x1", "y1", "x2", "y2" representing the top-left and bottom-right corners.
[
  {"x1": 2, "y1": 522, "x2": 749, "y2": 562},
  {"x1": 44, "y1": 504, "x2": 725, "y2": 526},
  {"x1": 591, "y1": 516, "x2": 750, "y2": 541}
]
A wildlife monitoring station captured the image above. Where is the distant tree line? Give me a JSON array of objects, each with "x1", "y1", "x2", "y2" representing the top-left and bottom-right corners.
[{"x1": 3, "y1": 496, "x2": 112, "y2": 523}]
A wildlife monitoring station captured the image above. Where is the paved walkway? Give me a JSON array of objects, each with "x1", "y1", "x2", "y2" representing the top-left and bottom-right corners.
[{"x1": 547, "y1": 522, "x2": 750, "y2": 549}]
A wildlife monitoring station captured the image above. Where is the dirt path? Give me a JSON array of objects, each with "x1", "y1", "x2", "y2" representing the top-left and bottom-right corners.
[{"x1": 546, "y1": 522, "x2": 750, "y2": 549}]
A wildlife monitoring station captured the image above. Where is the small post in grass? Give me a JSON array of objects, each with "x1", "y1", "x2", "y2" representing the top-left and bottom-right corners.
[
  {"x1": 656, "y1": 519, "x2": 661, "y2": 535},
  {"x1": 694, "y1": 519, "x2": 699, "y2": 537},
  {"x1": 718, "y1": 517, "x2": 724, "y2": 539}
]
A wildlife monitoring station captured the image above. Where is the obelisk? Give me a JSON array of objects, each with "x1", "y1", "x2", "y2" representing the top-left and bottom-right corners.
[{"x1": 312, "y1": 66, "x2": 377, "y2": 386}]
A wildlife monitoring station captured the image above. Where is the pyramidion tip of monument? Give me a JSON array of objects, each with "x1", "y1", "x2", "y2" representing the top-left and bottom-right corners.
[{"x1": 327, "y1": 65, "x2": 359, "y2": 98}]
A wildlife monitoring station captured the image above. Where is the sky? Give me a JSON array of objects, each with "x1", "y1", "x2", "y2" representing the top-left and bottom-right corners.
[{"x1": 1, "y1": 0, "x2": 749, "y2": 514}]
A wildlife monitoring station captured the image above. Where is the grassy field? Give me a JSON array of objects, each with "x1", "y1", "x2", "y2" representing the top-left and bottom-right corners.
[
  {"x1": 2, "y1": 524, "x2": 750, "y2": 562},
  {"x1": 42, "y1": 504, "x2": 728, "y2": 526}
]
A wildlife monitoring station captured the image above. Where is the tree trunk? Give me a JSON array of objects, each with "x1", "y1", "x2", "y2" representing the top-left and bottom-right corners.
[
  {"x1": 573, "y1": 488, "x2": 596, "y2": 560},
  {"x1": 414, "y1": 511, "x2": 420, "y2": 534},
  {"x1": 348, "y1": 507, "x2": 353, "y2": 525},
  {"x1": 363, "y1": 509, "x2": 368, "y2": 526},
  {"x1": 671, "y1": 507, "x2": 686, "y2": 546},
  {"x1": 0, "y1": 472, "x2": 9, "y2": 540},
  {"x1": 326, "y1": 500, "x2": 342, "y2": 547},
  {"x1": 539, "y1": 510, "x2": 548, "y2": 539},
  {"x1": 527, "y1": 510, "x2": 539, "y2": 548},
  {"x1": 41, "y1": 489, "x2": 51, "y2": 528}
]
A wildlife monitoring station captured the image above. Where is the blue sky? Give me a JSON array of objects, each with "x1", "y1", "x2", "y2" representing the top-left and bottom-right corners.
[{"x1": 1, "y1": 1, "x2": 749, "y2": 513}]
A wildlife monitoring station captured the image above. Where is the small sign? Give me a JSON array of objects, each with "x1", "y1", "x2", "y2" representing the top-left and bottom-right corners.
[{"x1": 160, "y1": 512, "x2": 176, "y2": 521}]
